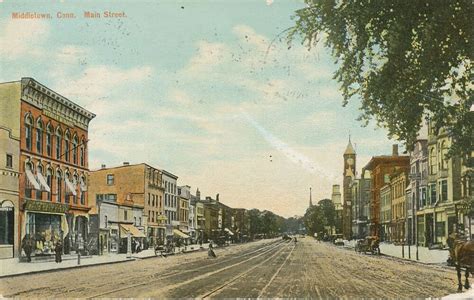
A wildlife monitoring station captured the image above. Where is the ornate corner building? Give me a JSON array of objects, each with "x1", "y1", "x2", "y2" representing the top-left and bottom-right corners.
[{"x1": 1, "y1": 78, "x2": 95, "y2": 258}]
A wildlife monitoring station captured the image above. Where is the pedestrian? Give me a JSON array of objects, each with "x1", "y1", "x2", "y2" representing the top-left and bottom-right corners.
[
  {"x1": 135, "y1": 240, "x2": 141, "y2": 253},
  {"x1": 131, "y1": 239, "x2": 136, "y2": 253},
  {"x1": 22, "y1": 234, "x2": 33, "y2": 263},
  {"x1": 55, "y1": 239, "x2": 63, "y2": 263},
  {"x1": 208, "y1": 242, "x2": 216, "y2": 258}
]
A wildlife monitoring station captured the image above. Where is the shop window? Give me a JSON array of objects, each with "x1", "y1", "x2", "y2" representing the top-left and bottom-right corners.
[
  {"x1": 6, "y1": 154, "x2": 13, "y2": 169},
  {"x1": 26, "y1": 213, "x2": 62, "y2": 255},
  {"x1": 0, "y1": 207, "x2": 14, "y2": 245}
]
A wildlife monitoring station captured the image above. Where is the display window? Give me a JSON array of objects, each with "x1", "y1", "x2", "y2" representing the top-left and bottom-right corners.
[{"x1": 26, "y1": 213, "x2": 65, "y2": 255}]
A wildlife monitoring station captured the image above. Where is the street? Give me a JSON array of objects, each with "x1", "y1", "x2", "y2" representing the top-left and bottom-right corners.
[{"x1": 0, "y1": 238, "x2": 459, "y2": 298}]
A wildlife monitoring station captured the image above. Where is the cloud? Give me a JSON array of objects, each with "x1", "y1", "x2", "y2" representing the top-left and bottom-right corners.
[
  {"x1": 0, "y1": 19, "x2": 50, "y2": 58},
  {"x1": 182, "y1": 41, "x2": 229, "y2": 75}
]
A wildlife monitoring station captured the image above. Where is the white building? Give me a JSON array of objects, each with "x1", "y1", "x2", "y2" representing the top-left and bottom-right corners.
[{"x1": 162, "y1": 170, "x2": 178, "y2": 238}]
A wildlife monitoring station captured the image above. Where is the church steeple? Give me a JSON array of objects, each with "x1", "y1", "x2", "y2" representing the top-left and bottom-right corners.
[{"x1": 344, "y1": 135, "x2": 356, "y2": 155}]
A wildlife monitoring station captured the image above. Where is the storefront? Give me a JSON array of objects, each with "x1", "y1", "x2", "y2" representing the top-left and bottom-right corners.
[{"x1": 22, "y1": 200, "x2": 69, "y2": 257}]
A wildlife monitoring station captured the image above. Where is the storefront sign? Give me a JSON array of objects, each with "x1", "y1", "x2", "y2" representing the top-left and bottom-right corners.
[{"x1": 24, "y1": 200, "x2": 69, "y2": 214}]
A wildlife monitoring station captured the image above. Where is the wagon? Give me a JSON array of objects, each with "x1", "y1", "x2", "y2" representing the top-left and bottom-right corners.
[{"x1": 355, "y1": 236, "x2": 381, "y2": 255}]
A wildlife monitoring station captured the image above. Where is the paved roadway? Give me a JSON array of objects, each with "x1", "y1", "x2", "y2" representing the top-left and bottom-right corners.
[{"x1": 0, "y1": 238, "x2": 459, "y2": 298}]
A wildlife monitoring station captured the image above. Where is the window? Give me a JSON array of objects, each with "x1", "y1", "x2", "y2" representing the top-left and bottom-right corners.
[
  {"x1": 80, "y1": 177, "x2": 85, "y2": 205},
  {"x1": 64, "y1": 173, "x2": 70, "y2": 204},
  {"x1": 429, "y1": 184, "x2": 436, "y2": 204},
  {"x1": 46, "y1": 169, "x2": 52, "y2": 201},
  {"x1": 96, "y1": 194, "x2": 104, "y2": 202},
  {"x1": 148, "y1": 193, "x2": 150, "y2": 205},
  {"x1": 55, "y1": 127, "x2": 62, "y2": 159},
  {"x1": 72, "y1": 136, "x2": 78, "y2": 164},
  {"x1": 36, "y1": 165, "x2": 43, "y2": 200},
  {"x1": 6, "y1": 154, "x2": 12, "y2": 168},
  {"x1": 25, "y1": 116, "x2": 33, "y2": 151},
  {"x1": 440, "y1": 180, "x2": 448, "y2": 202},
  {"x1": 36, "y1": 120, "x2": 43, "y2": 154},
  {"x1": 134, "y1": 217, "x2": 137, "y2": 226},
  {"x1": 104, "y1": 215, "x2": 108, "y2": 228},
  {"x1": 64, "y1": 132, "x2": 70, "y2": 162},
  {"x1": 430, "y1": 148, "x2": 437, "y2": 175},
  {"x1": 0, "y1": 207, "x2": 14, "y2": 245},
  {"x1": 107, "y1": 194, "x2": 117, "y2": 202},
  {"x1": 72, "y1": 175, "x2": 78, "y2": 204},
  {"x1": 152, "y1": 195, "x2": 155, "y2": 207},
  {"x1": 124, "y1": 210, "x2": 128, "y2": 221},
  {"x1": 440, "y1": 141, "x2": 448, "y2": 170},
  {"x1": 139, "y1": 217, "x2": 142, "y2": 226},
  {"x1": 80, "y1": 146, "x2": 84, "y2": 166},
  {"x1": 56, "y1": 171, "x2": 63, "y2": 203},
  {"x1": 107, "y1": 174, "x2": 114, "y2": 185},
  {"x1": 46, "y1": 124, "x2": 52, "y2": 156}
]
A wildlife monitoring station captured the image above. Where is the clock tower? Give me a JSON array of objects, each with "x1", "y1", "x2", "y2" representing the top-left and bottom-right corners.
[{"x1": 343, "y1": 137, "x2": 356, "y2": 239}]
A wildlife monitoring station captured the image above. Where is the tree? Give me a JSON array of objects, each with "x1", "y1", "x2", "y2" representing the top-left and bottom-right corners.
[{"x1": 289, "y1": 1, "x2": 473, "y2": 157}]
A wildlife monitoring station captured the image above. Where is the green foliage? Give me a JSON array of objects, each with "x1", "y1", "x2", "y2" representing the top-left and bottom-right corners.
[
  {"x1": 304, "y1": 199, "x2": 338, "y2": 235},
  {"x1": 289, "y1": 0, "x2": 473, "y2": 156}
]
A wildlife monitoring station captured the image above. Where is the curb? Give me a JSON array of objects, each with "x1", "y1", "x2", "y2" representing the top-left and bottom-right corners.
[{"x1": 0, "y1": 245, "x2": 223, "y2": 279}]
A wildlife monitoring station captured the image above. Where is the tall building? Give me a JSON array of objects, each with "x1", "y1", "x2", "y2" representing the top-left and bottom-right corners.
[
  {"x1": 350, "y1": 171, "x2": 371, "y2": 239},
  {"x1": 423, "y1": 121, "x2": 464, "y2": 246},
  {"x1": 163, "y1": 170, "x2": 178, "y2": 239},
  {"x1": 0, "y1": 81, "x2": 21, "y2": 258},
  {"x1": 408, "y1": 139, "x2": 428, "y2": 246},
  {"x1": 390, "y1": 170, "x2": 408, "y2": 243},
  {"x1": 342, "y1": 138, "x2": 356, "y2": 239},
  {"x1": 177, "y1": 185, "x2": 191, "y2": 237},
  {"x1": 2, "y1": 78, "x2": 96, "y2": 259},
  {"x1": 331, "y1": 184, "x2": 343, "y2": 234},
  {"x1": 89, "y1": 163, "x2": 162, "y2": 253},
  {"x1": 363, "y1": 145, "x2": 409, "y2": 237}
]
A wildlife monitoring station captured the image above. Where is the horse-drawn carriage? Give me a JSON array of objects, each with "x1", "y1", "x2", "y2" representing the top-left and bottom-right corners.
[{"x1": 355, "y1": 236, "x2": 380, "y2": 255}]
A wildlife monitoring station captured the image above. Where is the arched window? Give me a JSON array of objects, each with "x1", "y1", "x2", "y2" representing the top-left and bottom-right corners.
[
  {"x1": 65, "y1": 171, "x2": 71, "y2": 204},
  {"x1": 25, "y1": 115, "x2": 33, "y2": 151},
  {"x1": 25, "y1": 162, "x2": 34, "y2": 198},
  {"x1": 46, "y1": 168, "x2": 53, "y2": 201},
  {"x1": 55, "y1": 127, "x2": 62, "y2": 159},
  {"x1": 46, "y1": 123, "x2": 53, "y2": 156},
  {"x1": 36, "y1": 165, "x2": 43, "y2": 200},
  {"x1": 56, "y1": 170, "x2": 63, "y2": 203},
  {"x1": 35, "y1": 118, "x2": 43, "y2": 154},
  {"x1": 80, "y1": 138, "x2": 85, "y2": 166},
  {"x1": 80, "y1": 176, "x2": 86, "y2": 205},
  {"x1": 64, "y1": 131, "x2": 71, "y2": 162},
  {"x1": 73, "y1": 174, "x2": 78, "y2": 204},
  {"x1": 72, "y1": 135, "x2": 78, "y2": 165}
]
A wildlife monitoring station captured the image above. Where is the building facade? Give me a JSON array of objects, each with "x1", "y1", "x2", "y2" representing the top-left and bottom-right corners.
[
  {"x1": 9, "y1": 78, "x2": 96, "y2": 259},
  {"x1": 0, "y1": 81, "x2": 21, "y2": 258},
  {"x1": 364, "y1": 145, "x2": 409, "y2": 237},
  {"x1": 409, "y1": 140, "x2": 428, "y2": 246},
  {"x1": 423, "y1": 122, "x2": 463, "y2": 247},
  {"x1": 89, "y1": 163, "x2": 152, "y2": 254},
  {"x1": 390, "y1": 171, "x2": 408, "y2": 243},
  {"x1": 177, "y1": 185, "x2": 190, "y2": 236},
  {"x1": 380, "y1": 184, "x2": 391, "y2": 242},
  {"x1": 163, "y1": 171, "x2": 178, "y2": 239},
  {"x1": 350, "y1": 172, "x2": 371, "y2": 239}
]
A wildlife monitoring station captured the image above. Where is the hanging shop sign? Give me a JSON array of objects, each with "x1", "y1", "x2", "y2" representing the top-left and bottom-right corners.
[{"x1": 24, "y1": 200, "x2": 69, "y2": 214}]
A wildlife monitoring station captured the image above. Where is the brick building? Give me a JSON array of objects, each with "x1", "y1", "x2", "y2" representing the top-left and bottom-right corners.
[{"x1": 1, "y1": 78, "x2": 96, "y2": 258}]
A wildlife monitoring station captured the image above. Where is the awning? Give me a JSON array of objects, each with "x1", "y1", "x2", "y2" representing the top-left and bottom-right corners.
[
  {"x1": 173, "y1": 229, "x2": 190, "y2": 239},
  {"x1": 120, "y1": 224, "x2": 146, "y2": 238},
  {"x1": 36, "y1": 172, "x2": 51, "y2": 192},
  {"x1": 224, "y1": 228, "x2": 234, "y2": 236},
  {"x1": 26, "y1": 169, "x2": 41, "y2": 190},
  {"x1": 65, "y1": 177, "x2": 77, "y2": 196}
]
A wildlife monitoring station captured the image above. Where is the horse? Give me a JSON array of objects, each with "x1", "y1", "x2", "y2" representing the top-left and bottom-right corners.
[{"x1": 448, "y1": 233, "x2": 474, "y2": 292}]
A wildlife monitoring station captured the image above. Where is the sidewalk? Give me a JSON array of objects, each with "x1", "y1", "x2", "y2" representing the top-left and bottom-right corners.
[
  {"x1": 345, "y1": 240, "x2": 449, "y2": 264},
  {"x1": 0, "y1": 242, "x2": 210, "y2": 278}
]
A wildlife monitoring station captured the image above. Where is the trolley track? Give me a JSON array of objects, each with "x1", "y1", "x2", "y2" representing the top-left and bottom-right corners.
[{"x1": 84, "y1": 240, "x2": 287, "y2": 299}]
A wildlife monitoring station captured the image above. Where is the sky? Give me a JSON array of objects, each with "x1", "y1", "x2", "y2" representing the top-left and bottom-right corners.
[{"x1": 0, "y1": 0, "x2": 400, "y2": 217}]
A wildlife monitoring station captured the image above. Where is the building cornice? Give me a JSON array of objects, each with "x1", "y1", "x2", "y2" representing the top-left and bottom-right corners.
[{"x1": 21, "y1": 77, "x2": 96, "y2": 130}]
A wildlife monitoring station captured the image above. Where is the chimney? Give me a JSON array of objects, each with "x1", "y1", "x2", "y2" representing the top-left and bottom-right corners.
[
  {"x1": 101, "y1": 164, "x2": 106, "y2": 169},
  {"x1": 392, "y1": 144, "x2": 398, "y2": 156},
  {"x1": 123, "y1": 162, "x2": 130, "y2": 166}
]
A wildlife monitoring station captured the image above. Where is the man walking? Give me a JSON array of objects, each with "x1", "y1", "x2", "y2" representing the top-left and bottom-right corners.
[
  {"x1": 55, "y1": 239, "x2": 63, "y2": 263},
  {"x1": 22, "y1": 234, "x2": 34, "y2": 262}
]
